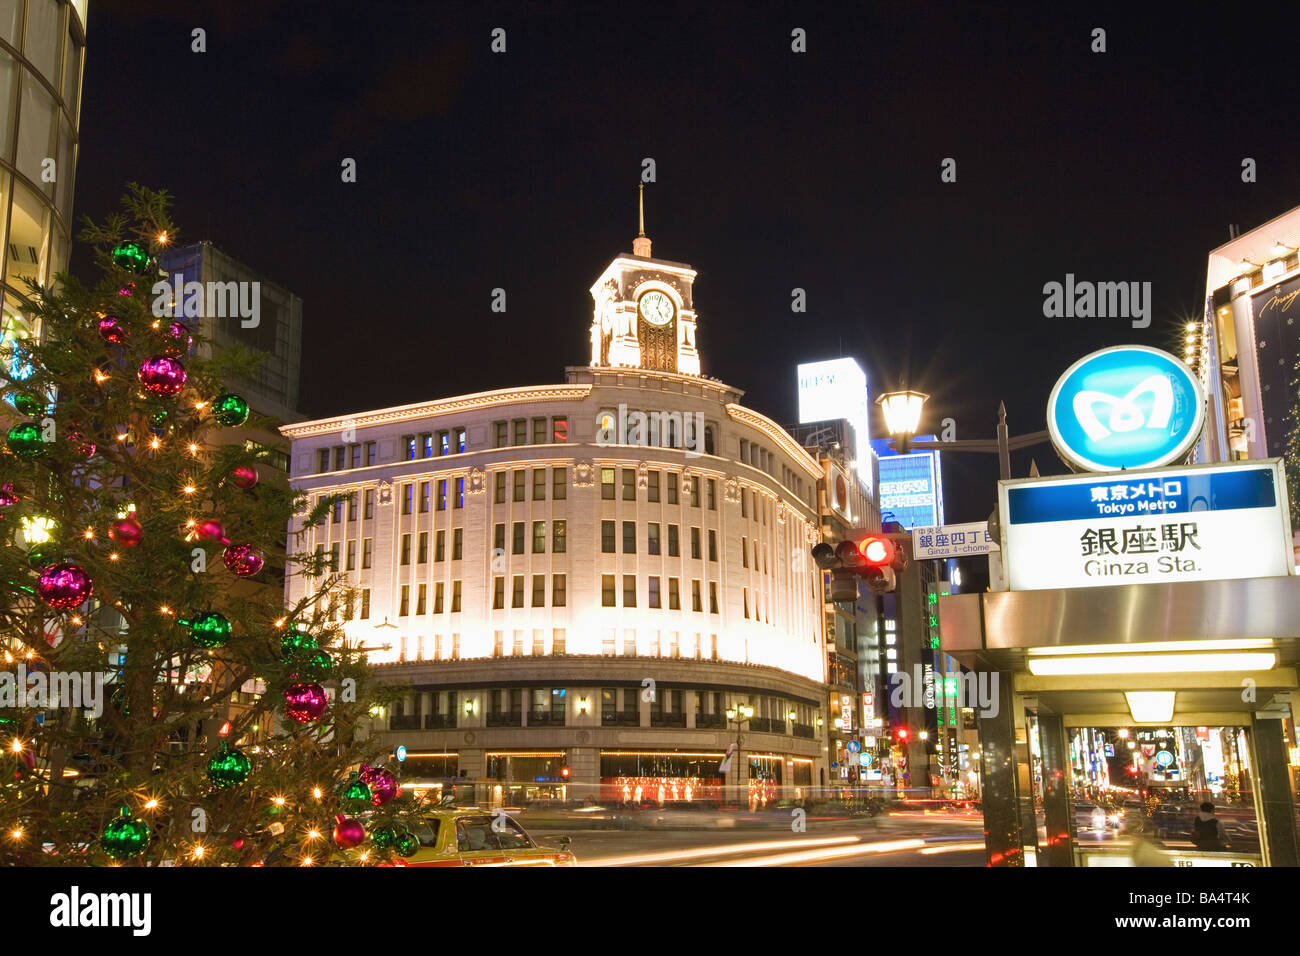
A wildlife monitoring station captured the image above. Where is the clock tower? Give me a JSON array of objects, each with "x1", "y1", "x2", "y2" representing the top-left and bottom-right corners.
[{"x1": 588, "y1": 187, "x2": 702, "y2": 376}]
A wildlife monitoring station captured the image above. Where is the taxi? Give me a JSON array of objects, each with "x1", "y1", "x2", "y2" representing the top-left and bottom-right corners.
[{"x1": 399, "y1": 808, "x2": 577, "y2": 867}]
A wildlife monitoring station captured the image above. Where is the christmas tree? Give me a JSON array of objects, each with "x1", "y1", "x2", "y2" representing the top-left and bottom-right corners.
[{"x1": 0, "y1": 185, "x2": 418, "y2": 866}]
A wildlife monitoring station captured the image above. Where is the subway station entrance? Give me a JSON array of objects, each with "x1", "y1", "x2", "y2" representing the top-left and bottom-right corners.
[{"x1": 939, "y1": 576, "x2": 1300, "y2": 866}]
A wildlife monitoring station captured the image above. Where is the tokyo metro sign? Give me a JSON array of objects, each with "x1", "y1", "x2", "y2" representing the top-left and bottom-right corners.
[{"x1": 1047, "y1": 345, "x2": 1205, "y2": 473}]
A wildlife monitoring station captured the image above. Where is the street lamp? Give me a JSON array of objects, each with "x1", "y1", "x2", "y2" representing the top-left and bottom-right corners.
[
  {"x1": 876, "y1": 390, "x2": 1050, "y2": 481},
  {"x1": 725, "y1": 705, "x2": 754, "y2": 806}
]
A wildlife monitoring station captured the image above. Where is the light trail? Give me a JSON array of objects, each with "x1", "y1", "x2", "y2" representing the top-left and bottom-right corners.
[
  {"x1": 699, "y1": 838, "x2": 927, "y2": 867},
  {"x1": 580, "y1": 834, "x2": 861, "y2": 867}
]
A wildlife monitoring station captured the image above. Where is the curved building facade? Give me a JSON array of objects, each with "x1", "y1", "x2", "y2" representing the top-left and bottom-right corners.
[
  {"x1": 0, "y1": 0, "x2": 86, "y2": 361},
  {"x1": 283, "y1": 232, "x2": 833, "y2": 805}
]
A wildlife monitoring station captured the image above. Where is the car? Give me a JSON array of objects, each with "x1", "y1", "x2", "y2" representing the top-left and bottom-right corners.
[
  {"x1": 1073, "y1": 802, "x2": 1116, "y2": 832},
  {"x1": 399, "y1": 809, "x2": 577, "y2": 867}
]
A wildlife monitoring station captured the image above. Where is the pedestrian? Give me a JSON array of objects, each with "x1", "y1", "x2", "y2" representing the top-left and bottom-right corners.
[{"x1": 1191, "y1": 802, "x2": 1225, "y2": 851}]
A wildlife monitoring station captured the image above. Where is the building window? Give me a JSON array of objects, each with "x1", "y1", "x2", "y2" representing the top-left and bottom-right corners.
[
  {"x1": 743, "y1": 589, "x2": 749, "y2": 618},
  {"x1": 494, "y1": 523, "x2": 505, "y2": 554},
  {"x1": 417, "y1": 584, "x2": 427, "y2": 616},
  {"x1": 420, "y1": 433, "x2": 432, "y2": 458},
  {"x1": 533, "y1": 521, "x2": 546, "y2": 553},
  {"x1": 438, "y1": 431, "x2": 449, "y2": 456},
  {"x1": 601, "y1": 467, "x2": 615, "y2": 499},
  {"x1": 601, "y1": 520, "x2": 615, "y2": 553},
  {"x1": 742, "y1": 537, "x2": 749, "y2": 568},
  {"x1": 435, "y1": 530, "x2": 446, "y2": 562},
  {"x1": 401, "y1": 534, "x2": 411, "y2": 566},
  {"x1": 365, "y1": 441, "x2": 376, "y2": 466},
  {"x1": 602, "y1": 574, "x2": 616, "y2": 607},
  {"x1": 553, "y1": 628, "x2": 566, "y2": 654},
  {"x1": 457, "y1": 428, "x2": 467, "y2": 453},
  {"x1": 552, "y1": 416, "x2": 568, "y2": 442},
  {"x1": 622, "y1": 468, "x2": 635, "y2": 501},
  {"x1": 707, "y1": 478, "x2": 716, "y2": 510},
  {"x1": 495, "y1": 421, "x2": 508, "y2": 447},
  {"x1": 453, "y1": 528, "x2": 463, "y2": 560},
  {"x1": 692, "y1": 580, "x2": 702, "y2": 612},
  {"x1": 512, "y1": 522, "x2": 524, "y2": 555},
  {"x1": 513, "y1": 419, "x2": 527, "y2": 445},
  {"x1": 704, "y1": 426, "x2": 715, "y2": 456},
  {"x1": 667, "y1": 472, "x2": 678, "y2": 504},
  {"x1": 436, "y1": 480, "x2": 447, "y2": 511},
  {"x1": 494, "y1": 471, "x2": 506, "y2": 504},
  {"x1": 332, "y1": 500, "x2": 342, "y2": 524},
  {"x1": 318, "y1": 449, "x2": 330, "y2": 473},
  {"x1": 347, "y1": 494, "x2": 357, "y2": 522},
  {"x1": 648, "y1": 576, "x2": 661, "y2": 609},
  {"x1": 668, "y1": 525, "x2": 679, "y2": 557},
  {"x1": 691, "y1": 527, "x2": 701, "y2": 559},
  {"x1": 329, "y1": 542, "x2": 340, "y2": 571},
  {"x1": 623, "y1": 521, "x2": 636, "y2": 553},
  {"x1": 360, "y1": 588, "x2": 370, "y2": 620},
  {"x1": 648, "y1": 523, "x2": 661, "y2": 555},
  {"x1": 553, "y1": 466, "x2": 567, "y2": 500},
  {"x1": 451, "y1": 581, "x2": 461, "y2": 613},
  {"x1": 623, "y1": 575, "x2": 637, "y2": 607},
  {"x1": 400, "y1": 586, "x2": 410, "y2": 617},
  {"x1": 513, "y1": 470, "x2": 525, "y2": 502},
  {"x1": 553, "y1": 575, "x2": 567, "y2": 607},
  {"x1": 364, "y1": 489, "x2": 374, "y2": 519},
  {"x1": 533, "y1": 468, "x2": 546, "y2": 501},
  {"x1": 362, "y1": 538, "x2": 372, "y2": 569},
  {"x1": 350, "y1": 444, "x2": 361, "y2": 469},
  {"x1": 710, "y1": 582, "x2": 719, "y2": 613},
  {"x1": 402, "y1": 483, "x2": 413, "y2": 515},
  {"x1": 553, "y1": 520, "x2": 566, "y2": 553},
  {"x1": 690, "y1": 479, "x2": 700, "y2": 508},
  {"x1": 709, "y1": 530, "x2": 717, "y2": 561},
  {"x1": 493, "y1": 577, "x2": 505, "y2": 609},
  {"x1": 741, "y1": 493, "x2": 747, "y2": 519},
  {"x1": 420, "y1": 481, "x2": 430, "y2": 513},
  {"x1": 647, "y1": 471, "x2": 660, "y2": 502},
  {"x1": 403, "y1": 436, "x2": 416, "y2": 461},
  {"x1": 334, "y1": 447, "x2": 347, "y2": 471},
  {"x1": 346, "y1": 540, "x2": 356, "y2": 571},
  {"x1": 669, "y1": 578, "x2": 680, "y2": 610},
  {"x1": 532, "y1": 574, "x2": 545, "y2": 607},
  {"x1": 418, "y1": 532, "x2": 428, "y2": 563},
  {"x1": 455, "y1": 477, "x2": 464, "y2": 509},
  {"x1": 532, "y1": 417, "x2": 547, "y2": 445},
  {"x1": 434, "y1": 582, "x2": 445, "y2": 614},
  {"x1": 512, "y1": 576, "x2": 525, "y2": 608}
]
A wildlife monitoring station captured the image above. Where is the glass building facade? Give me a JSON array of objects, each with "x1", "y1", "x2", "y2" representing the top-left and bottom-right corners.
[{"x1": 0, "y1": 0, "x2": 86, "y2": 367}]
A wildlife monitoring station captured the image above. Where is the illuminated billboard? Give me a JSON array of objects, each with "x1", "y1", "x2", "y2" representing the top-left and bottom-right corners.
[
  {"x1": 797, "y1": 358, "x2": 872, "y2": 495},
  {"x1": 871, "y1": 437, "x2": 943, "y2": 530}
]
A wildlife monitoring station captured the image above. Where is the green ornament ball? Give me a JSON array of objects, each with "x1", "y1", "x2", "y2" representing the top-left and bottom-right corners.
[
  {"x1": 212, "y1": 392, "x2": 250, "y2": 427},
  {"x1": 370, "y1": 824, "x2": 397, "y2": 849},
  {"x1": 12, "y1": 394, "x2": 43, "y2": 417},
  {"x1": 184, "y1": 611, "x2": 232, "y2": 649},
  {"x1": 280, "y1": 626, "x2": 318, "y2": 658},
  {"x1": 27, "y1": 547, "x2": 48, "y2": 571},
  {"x1": 6, "y1": 422, "x2": 45, "y2": 460},
  {"x1": 207, "y1": 743, "x2": 252, "y2": 788},
  {"x1": 149, "y1": 408, "x2": 169, "y2": 428},
  {"x1": 394, "y1": 829, "x2": 419, "y2": 858},
  {"x1": 299, "y1": 648, "x2": 334, "y2": 678},
  {"x1": 112, "y1": 240, "x2": 152, "y2": 274},
  {"x1": 341, "y1": 771, "x2": 371, "y2": 805},
  {"x1": 101, "y1": 806, "x2": 151, "y2": 860}
]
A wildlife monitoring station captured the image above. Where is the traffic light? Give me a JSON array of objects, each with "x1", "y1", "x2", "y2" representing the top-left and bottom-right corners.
[
  {"x1": 810, "y1": 531, "x2": 908, "y2": 595},
  {"x1": 560, "y1": 766, "x2": 570, "y2": 779},
  {"x1": 896, "y1": 727, "x2": 911, "y2": 742}
]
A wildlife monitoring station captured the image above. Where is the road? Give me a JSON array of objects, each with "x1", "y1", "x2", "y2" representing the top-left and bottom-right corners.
[{"x1": 564, "y1": 811, "x2": 987, "y2": 867}]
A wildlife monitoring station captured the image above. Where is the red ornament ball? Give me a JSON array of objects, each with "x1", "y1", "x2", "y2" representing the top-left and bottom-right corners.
[
  {"x1": 37, "y1": 563, "x2": 94, "y2": 610},
  {"x1": 108, "y1": 516, "x2": 143, "y2": 547},
  {"x1": 0, "y1": 484, "x2": 17, "y2": 508},
  {"x1": 138, "y1": 356, "x2": 187, "y2": 397},
  {"x1": 223, "y1": 542, "x2": 264, "y2": 577},
  {"x1": 161, "y1": 321, "x2": 192, "y2": 358},
  {"x1": 66, "y1": 428, "x2": 96, "y2": 460},
  {"x1": 230, "y1": 464, "x2": 259, "y2": 490},
  {"x1": 283, "y1": 681, "x2": 328, "y2": 723},
  {"x1": 360, "y1": 764, "x2": 400, "y2": 805},
  {"x1": 98, "y1": 315, "x2": 127, "y2": 345},
  {"x1": 196, "y1": 519, "x2": 228, "y2": 544},
  {"x1": 333, "y1": 814, "x2": 366, "y2": 850}
]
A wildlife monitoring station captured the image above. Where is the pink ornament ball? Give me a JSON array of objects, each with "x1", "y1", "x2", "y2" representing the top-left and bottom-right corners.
[
  {"x1": 98, "y1": 315, "x2": 127, "y2": 345},
  {"x1": 196, "y1": 519, "x2": 228, "y2": 544},
  {"x1": 223, "y1": 542, "x2": 264, "y2": 577},
  {"x1": 333, "y1": 814, "x2": 366, "y2": 850},
  {"x1": 108, "y1": 516, "x2": 143, "y2": 547},
  {"x1": 284, "y1": 681, "x2": 328, "y2": 723},
  {"x1": 230, "y1": 465, "x2": 259, "y2": 490},
  {"x1": 37, "y1": 563, "x2": 94, "y2": 610},
  {"x1": 162, "y1": 321, "x2": 193, "y2": 358},
  {"x1": 360, "y1": 764, "x2": 400, "y2": 806},
  {"x1": 138, "y1": 356, "x2": 187, "y2": 397}
]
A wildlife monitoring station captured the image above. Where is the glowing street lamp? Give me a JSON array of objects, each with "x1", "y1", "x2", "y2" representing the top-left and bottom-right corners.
[{"x1": 876, "y1": 389, "x2": 929, "y2": 453}]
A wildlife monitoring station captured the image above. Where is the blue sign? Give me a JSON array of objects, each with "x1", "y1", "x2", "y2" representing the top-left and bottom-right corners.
[
  {"x1": 847, "y1": 740, "x2": 861, "y2": 754},
  {"x1": 859, "y1": 753, "x2": 872, "y2": 766},
  {"x1": 1047, "y1": 346, "x2": 1205, "y2": 472},
  {"x1": 1155, "y1": 750, "x2": 1174, "y2": 767},
  {"x1": 871, "y1": 436, "x2": 944, "y2": 530},
  {"x1": 395, "y1": 745, "x2": 407, "y2": 763},
  {"x1": 1104, "y1": 744, "x2": 1115, "y2": 757}
]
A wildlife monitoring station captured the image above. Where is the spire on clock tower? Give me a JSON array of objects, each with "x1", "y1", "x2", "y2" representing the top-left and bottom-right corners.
[{"x1": 633, "y1": 183, "x2": 652, "y2": 258}]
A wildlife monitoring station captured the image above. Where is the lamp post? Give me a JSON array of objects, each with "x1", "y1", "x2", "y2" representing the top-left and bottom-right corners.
[
  {"x1": 725, "y1": 704, "x2": 753, "y2": 805},
  {"x1": 876, "y1": 392, "x2": 1050, "y2": 481}
]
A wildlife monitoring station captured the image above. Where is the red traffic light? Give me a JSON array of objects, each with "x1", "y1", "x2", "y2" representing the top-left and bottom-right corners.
[
  {"x1": 561, "y1": 767, "x2": 570, "y2": 778},
  {"x1": 896, "y1": 727, "x2": 911, "y2": 741},
  {"x1": 857, "y1": 535, "x2": 895, "y2": 566}
]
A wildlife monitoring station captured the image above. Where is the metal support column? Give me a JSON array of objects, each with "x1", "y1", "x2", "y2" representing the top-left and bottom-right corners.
[
  {"x1": 1249, "y1": 715, "x2": 1299, "y2": 867},
  {"x1": 1036, "y1": 711, "x2": 1074, "y2": 867},
  {"x1": 977, "y1": 671, "x2": 1031, "y2": 866}
]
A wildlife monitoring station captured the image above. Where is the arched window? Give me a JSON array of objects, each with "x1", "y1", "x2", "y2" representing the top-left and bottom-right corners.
[{"x1": 704, "y1": 425, "x2": 715, "y2": 456}]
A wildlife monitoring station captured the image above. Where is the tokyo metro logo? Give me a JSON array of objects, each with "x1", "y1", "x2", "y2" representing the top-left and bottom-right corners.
[{"x1": 1071, "y1": 374, "x2": 1174, "y2": 441}]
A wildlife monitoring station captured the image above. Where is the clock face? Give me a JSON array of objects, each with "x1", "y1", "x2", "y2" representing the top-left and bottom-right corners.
[{"x1": 638, "y1": 290, "x2": 676, "y2": 327}]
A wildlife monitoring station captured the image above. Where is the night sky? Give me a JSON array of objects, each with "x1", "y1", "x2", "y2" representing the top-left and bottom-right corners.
[{"x1": 70, "y1": 1, "x2": 1300, "y2": 527}]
